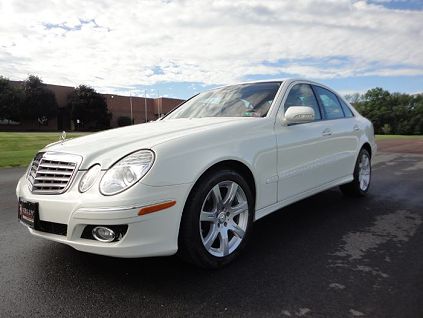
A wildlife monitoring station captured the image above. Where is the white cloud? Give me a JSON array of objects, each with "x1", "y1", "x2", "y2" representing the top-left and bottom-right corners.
[{"x1": 0, "y1": 0, "x2": 422, "y2": 93}]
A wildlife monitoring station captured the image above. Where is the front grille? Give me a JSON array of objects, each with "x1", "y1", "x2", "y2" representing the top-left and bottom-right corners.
[{"x1": 27, "y1": 152, "x2": 82, "y2": 194}]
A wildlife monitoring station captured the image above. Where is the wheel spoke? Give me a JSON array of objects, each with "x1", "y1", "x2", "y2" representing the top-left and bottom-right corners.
[
  {"x1": 219, "y1": 229, "x2": 229, "y2": 256},
  {"x1": 362, "y1": 156, "x2": 369, "y2": 169},
  {"x1": 200, "y1": 210, "x2": 216, "y2": 222},
  {"x1": 212, "y1": 185, "x2": 223, "y2": 210},
  {"x1": 203, "y1": 224, "x2": 219, "y2": 250},
  {"x1": 223, "y1": 182, "x2": 238, "y2": 208},
  {"x1": 363, "y1": 179, "x2": 368, "y2": 188},
  {"x1": 230, "y1": 201, "x2": 248, "y2": 217},
  {"x1": 229, "y1": 221, "x2": 245, "y2": 239}
]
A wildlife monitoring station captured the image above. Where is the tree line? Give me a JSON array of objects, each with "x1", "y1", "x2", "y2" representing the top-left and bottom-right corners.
[
  {"x1": 346, "y1": 88, "x2": 423, "y2": 135},
  {"x1": 0, "y1": 75, "x2": 110, "y2": 130}
]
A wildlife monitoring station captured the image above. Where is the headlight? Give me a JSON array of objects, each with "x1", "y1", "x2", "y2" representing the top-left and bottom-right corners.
[
  {"x1": 99, "y1": 150, "x2": 155, "y2": 196},
  {"x1": 79, "y1": 164, "x2": 101, "y2": 193}
]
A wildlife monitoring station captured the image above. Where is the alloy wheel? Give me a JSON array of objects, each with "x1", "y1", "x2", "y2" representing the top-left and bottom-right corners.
[{"x1": 199, "y1": 180, "x2": 249, "y2": 257}]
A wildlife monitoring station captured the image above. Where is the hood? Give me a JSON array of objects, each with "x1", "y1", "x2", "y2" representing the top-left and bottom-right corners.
[{"x1": 43, "y1": 117, "x2": 244, "y2": 169}]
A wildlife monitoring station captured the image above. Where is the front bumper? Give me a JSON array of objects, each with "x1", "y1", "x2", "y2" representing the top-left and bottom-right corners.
[{"x1": 16, "y1": 171, "x2": 193, "y2": 258}]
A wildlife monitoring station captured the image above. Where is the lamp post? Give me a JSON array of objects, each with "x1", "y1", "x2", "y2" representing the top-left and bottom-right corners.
[
  {"x1": 157, "y1": 89, "x2": 161, "y2": 118},
  {"x1": 144, "y1": 89, "x2": 148, "y2": 122},
  {"x1": 110, "y1": 95, "x2": 114, "y2": 127},
  {"x1": 129, "y1": 92, "x2": 133, "y2": 125}
]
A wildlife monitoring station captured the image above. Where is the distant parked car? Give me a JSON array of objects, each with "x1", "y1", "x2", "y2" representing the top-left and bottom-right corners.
[{"x1": 16, "y1": 79, "x2": 376, "y2": 268}]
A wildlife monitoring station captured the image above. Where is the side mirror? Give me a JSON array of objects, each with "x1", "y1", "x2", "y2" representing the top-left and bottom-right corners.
[{"x1": 284, "y1": 106, "x2": 315, "y2": 125}]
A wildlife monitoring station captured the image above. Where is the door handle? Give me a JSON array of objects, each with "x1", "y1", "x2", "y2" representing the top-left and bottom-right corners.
[
  {"x1": 353, "y1": 125, "x2": 360, "y2": 131},
  {"x1": 322, "y1": 128, "x2": 332, "y2": 136}
]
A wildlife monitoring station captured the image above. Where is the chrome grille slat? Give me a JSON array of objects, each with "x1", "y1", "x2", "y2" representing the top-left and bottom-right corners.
[
  {"x1": 34, "y1": 178, "x2": 69, "y2": 183},
  {"x1": 36, "y1": 170, "x2": 73, "y2": 176},
  {"x1": 27, "y1": 152, "x2": 82, "y2": 195},
  {"x1": 33, "y1": 186, "x2": 66, "y2": 190},
  {"x1": 38, "y1": 163, "x2": 75, "y2": 170},
  {"x1": 30, "y1": 189, "x2": 67, "y2": 194}
]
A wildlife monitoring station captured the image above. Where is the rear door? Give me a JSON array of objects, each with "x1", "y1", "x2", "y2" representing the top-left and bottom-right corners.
[{"x1": 311, "y1": 85, "x2": 359, "y2": 180}]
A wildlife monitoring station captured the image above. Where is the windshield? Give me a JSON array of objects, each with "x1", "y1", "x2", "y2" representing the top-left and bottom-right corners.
[{"x1": 165, "y1": 82, "x2": 281, "y2": 119}]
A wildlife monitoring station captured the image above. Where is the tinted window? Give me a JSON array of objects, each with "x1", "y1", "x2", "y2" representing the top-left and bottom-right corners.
[
  {"x1": 313, "y1": 86, "x2": 345, "y2": 119},
  {"x1": 284, "y1": 84, "x2": 321, "y2": 120},
  {"x1": 166, "y1": 82, "x2": 280, "y2": 119},
  {"x1": 339, "y1": 99, "x2": 354, "y2": 118}
]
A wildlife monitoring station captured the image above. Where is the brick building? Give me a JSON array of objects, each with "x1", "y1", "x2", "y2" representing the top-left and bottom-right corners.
[
  {"x1": 104, "y1": 93, "x2": 185, "y2": 128},
  {"x1": 2, "y1": 82, "x2": 184, "y2": 131}
]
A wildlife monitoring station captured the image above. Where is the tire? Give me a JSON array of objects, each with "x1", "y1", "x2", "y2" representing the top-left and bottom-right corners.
[
  {"x1": 178, "y1": 169, "x2": 254, "y2": 269},
  {"x1": 340, "y1": 148, "x2": 371, "y2": 197}
]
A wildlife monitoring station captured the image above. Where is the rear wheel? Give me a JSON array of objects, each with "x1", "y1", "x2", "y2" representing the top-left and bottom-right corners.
[
  {"x1": 178, "y1": 169, "x2": 254, "y2": 269},
  {"x1": 340, "y1": 148, "x2": 371, "y2": 197}
]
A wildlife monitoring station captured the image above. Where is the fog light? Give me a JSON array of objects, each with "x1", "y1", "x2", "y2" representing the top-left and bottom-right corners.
[{"x1": 92, "y1": 226, "x2": 116, "y2": 242}]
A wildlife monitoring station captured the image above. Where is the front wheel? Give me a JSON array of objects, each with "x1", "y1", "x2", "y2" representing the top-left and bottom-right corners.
[
  {"x1": 340, "y1": 148, "x2": 371, "y2": 197},
  {"x1": 178, "y1": 169, "x2": 254, "y2": 269}
]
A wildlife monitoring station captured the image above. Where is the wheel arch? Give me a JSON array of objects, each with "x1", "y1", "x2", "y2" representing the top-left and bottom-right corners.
[
  {"x1": 182, "y1": 159, "x2": 257, "y2": 217},
  {"x1": 361, "y1": 142, "x2": 372, "y2": 158},
  {"x1": 177, "y1": 159, "x2": 257, "y2": 256}
]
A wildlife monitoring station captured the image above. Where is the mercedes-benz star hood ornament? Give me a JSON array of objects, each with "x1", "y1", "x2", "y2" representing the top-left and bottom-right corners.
[{"x1": 60, "y1": 131, "x2": 66, "y2": 145}]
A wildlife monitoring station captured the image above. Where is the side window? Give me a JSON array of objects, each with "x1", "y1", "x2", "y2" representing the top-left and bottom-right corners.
[
  {"x1": 284, "y1": 84, "x2": 321, "y2": 120},
  {"x1": 339, "y1": 99, "x2": 354, "y2": 118},
  {"x1": 313, "y1": 86, "x2": 345, "y2": 119}
]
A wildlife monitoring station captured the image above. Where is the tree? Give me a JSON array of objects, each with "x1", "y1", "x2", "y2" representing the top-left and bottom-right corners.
[
  {"x1": 68, "y1": 85, "x2": 111, "y2": 130},
  {"x1": 0, "y1": 76, "x2": 24, "y2": 122},
  {"x1": 350, "y1": 88, "x2": 423, "y2": 135},
  {"x1": 344, "y1": 92, "x2": 362, "y2": 106},
  {"x1": 22, "y1": 75, "x2": 57, "y2": 125},
  {"x1": 409, "y1": 94, "x2": 423, "y2": 134}
]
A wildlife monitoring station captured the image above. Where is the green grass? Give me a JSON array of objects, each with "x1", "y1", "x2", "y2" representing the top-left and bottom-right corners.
[
  {"x1": 375, "y1": 134, "x2": 423, "y2": 141},
  {"x1": 0, "y1": 132, "x2": 88, "y2": 168}
]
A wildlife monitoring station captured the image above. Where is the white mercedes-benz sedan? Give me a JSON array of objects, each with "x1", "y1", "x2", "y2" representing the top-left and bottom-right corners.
[{"x1": 16, "y1": 79, "x2": 376, "y2": 268}]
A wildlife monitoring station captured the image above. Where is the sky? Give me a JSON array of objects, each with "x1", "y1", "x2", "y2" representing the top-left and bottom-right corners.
[{"x1": 0, "y1": 0, "x2": 422, "y2": 99}]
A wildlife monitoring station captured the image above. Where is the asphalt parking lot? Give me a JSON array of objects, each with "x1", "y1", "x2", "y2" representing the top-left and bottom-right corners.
[{"x1": 1, "y1": 149, "x2": 422, "y2": 317}]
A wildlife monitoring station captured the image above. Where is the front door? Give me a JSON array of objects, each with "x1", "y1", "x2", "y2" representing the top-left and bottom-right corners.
[{"x1": 275, "y1": 82, "x2": 335, "y2": 202}]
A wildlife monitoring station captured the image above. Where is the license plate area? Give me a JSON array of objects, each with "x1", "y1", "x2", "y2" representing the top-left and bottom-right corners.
[{"x1": 18, "y1": 199, "x2": 39, "y2": 229}]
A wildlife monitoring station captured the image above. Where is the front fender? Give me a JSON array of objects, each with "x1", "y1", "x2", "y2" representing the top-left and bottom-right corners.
[{"x1": 142, "y1": 119, "x2": 278, "y2": 210}]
